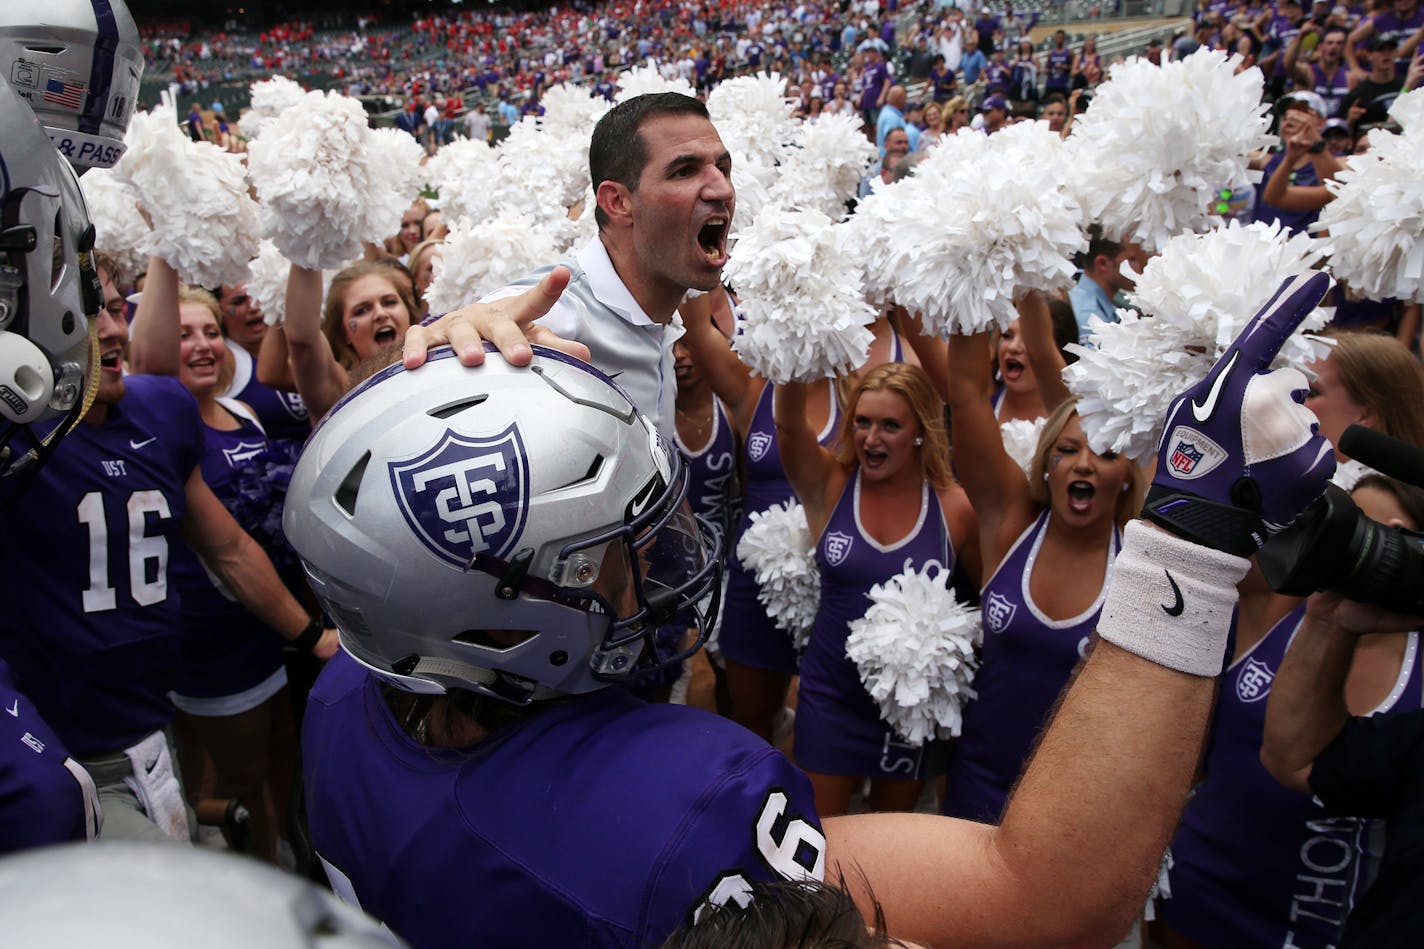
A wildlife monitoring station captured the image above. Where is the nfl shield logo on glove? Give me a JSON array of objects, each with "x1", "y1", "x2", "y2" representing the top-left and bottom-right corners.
[
  {"x1": 390, "y1": 424, "x2": 530, "y2": 568},
  {"x1": 1163, "y1": 426, "x2": 1228, "y2": 481}
]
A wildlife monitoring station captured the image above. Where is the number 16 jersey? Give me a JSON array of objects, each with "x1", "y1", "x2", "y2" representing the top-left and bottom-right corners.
[{"x1": 0, "y1": 375, "x2": 202, "y2": 758}]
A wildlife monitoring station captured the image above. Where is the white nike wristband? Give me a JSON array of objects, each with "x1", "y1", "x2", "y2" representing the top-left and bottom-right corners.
[{"x1": 1097, "y1": 520, "x2": 1251, "y2": 677}]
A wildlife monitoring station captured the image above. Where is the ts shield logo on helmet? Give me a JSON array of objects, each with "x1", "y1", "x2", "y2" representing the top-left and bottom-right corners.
[{"x1": 389, "y1": 424, "x2": 529, "y2": 568}]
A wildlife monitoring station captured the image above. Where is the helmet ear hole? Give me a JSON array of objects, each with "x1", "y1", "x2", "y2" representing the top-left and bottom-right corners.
[{"x1": 335, "y1": 452, "x2": 371, "y2": 517}]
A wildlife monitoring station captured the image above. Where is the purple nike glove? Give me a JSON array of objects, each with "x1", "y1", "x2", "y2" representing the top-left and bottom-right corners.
[{"x1": 1143, "y1": 272, "x2": 1336, "y2": 556}]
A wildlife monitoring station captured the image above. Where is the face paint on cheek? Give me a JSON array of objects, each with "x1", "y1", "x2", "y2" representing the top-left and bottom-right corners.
[
  {"x1": 1048, "y1": 454, "x2": 1064, "y2": 473},
  {"x1": 348, "y1": 319, "x2": 361, "y2": 336}
]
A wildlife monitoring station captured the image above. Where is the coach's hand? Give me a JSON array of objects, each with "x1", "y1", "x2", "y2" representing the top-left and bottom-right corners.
[{"x1": 402, "y1": 266, "x2": 591, "y2": 369}]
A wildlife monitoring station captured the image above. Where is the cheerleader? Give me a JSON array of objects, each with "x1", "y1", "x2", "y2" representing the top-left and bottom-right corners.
[{"x1": 776, "y1": 364, "x2": 979, "y2": 817}]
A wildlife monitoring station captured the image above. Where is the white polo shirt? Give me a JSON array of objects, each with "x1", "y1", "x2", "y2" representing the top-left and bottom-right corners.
[{"x1": 482, "y1": 238, "x2": 685, "y2": 439}]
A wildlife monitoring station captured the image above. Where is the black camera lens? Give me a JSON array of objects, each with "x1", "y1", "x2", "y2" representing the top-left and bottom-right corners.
[{"x1": 1260, "y1": 486, "x2": 1424, "y2": 615}]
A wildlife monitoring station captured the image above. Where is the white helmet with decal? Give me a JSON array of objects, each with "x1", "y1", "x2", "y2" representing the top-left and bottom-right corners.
[{"x1": 284, "y1": 346, "x2": 722, "y2": 704}]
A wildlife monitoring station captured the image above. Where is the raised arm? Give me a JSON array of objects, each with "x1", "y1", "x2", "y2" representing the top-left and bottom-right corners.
[
  {"x1": 126, "y1": 256, "x2": 180, "y2": 376},
  {"x1": 772, "y1": 381, "x2": 844, "y2": 537},
  {"x1": 945, "y1": 330, "x2": 1036, "y2": 560},
  {"x1": 1261, "y1": 123, "x2": 1341, "y2": 211},
  {"x1": 1015, "y1": 291, "x2": 1071, "y2": 412},
  {"x1": 1283, "y1": 22, "x2": 1313, "y2": 80},
  {"x1": 829, "y1": 271, "x2": 1336, "y2": 949},
  {"x1": 894, "y1": 307, "x2": 949, "y2": 403},
  {"x1": 255, "y1": 323, "x2": 298, "y2": 393},
  {"x1": 283, "y1": 264, "x2": 351, "y2": 424},
  {"x1": 1345, "y1": 18, "x2": 1375, "y2": 72},
  {"x1": 827, "y1": 623, "x2": 1225, "y2": 946},
  {"x1": 677, "y1": 289, "x2": 762, "y2": 435}
]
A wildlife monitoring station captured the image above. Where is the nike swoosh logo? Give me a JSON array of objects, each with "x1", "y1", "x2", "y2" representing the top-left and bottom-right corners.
[
  {"x1": 1161, "y1": 570, "x2": 1184, "y2": 617},
  {"x1": 5, "y1": 700, "x2": 17, "y2": 717},
  {"x1": 628, "y1": 480, "x2": 659, "y2": 518},
  {"x1": 129, "y1": 436, "x2": 157, "y2": 450},
  {"x1": 1191, "y1": 350, "x2": 1239, "y2": 423}
]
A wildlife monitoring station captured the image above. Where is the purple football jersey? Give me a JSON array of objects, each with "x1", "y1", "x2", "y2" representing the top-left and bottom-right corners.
[
  {"x1": 304, "y1": 653, "x2": 825, "y2": 948},
  {"x1": 0, "y1": 659, "x2": 93, "y2": 853},
  {"x1": 0, "y1": 375, "x2": 202, "y2": 756}
]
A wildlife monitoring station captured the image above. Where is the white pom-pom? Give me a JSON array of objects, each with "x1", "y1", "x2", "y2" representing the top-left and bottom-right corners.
[
  {"x1": 845, "y1": 560, "x2": 981, "y2": 745},
  {"x1": 706, "y1": 72, "x2": 799, "y2": 171},
  {"x1": 112, "y1": 95, "x2": 260, "y2": 288},
  {"x1": 238, "y1": 76, "x2": 307, "y2": 141},
  {"x1": 1000, "y1": 417, "x2": 1046, "y2": 478},
  {"x1": 80, "y1": 168, "x2": 148, "y2": 282},
  {"x1": 244, "y1": 241, "x2": 342, "y2": 326},
  {"x1": 538, "y1": 82, "x2": 611, "y2": 139},
  {"x1": 724, "y1": 208, "x2": 876, "y2": 382},
  {"x1": 769, "y1": 113, "x2": 878, "y2": 221},
  {"x1": 1064, "y1": 220, "x2": 1331, "y2": 459},
  {"x1": 1064, "y1": 51, "x2": 1273, "y2": 251},
  {"x1": 1389, "y1": 87, "x2": 1424, "y2": 133},
  {"x1": 421, "y1": 138, "x2": 499, "y2": 225},
  {"x1": 423, "y1": 214, "x2": 561, "y2": 314},
  {"x1": 615, "y1": 63, "x2": 696, "y2": 102},
  {"x1": 730, "y1": 159, "x2": 777, "y2": 233},
  {"x1": 369, "y1": 127, "x2": 427, "y2": 207},
  {"x1": 736, "y1": 500, "x2": 820, "y2": 649},
  {"x1": 855, "y1": 124, "x2": 1084, "y2": 335},
  {"x1": 246, "y1": 241, "x2": 290, "y2": 326},
  {"x1": 248, "y1": 90, "x2": 417, "y2": 270},
  {"x1": 492, "y1": 117, "x2": 591, "y2": 217},
  {"x1": 1315, "y1": 122, "x2": 1424, "y2": 303}
]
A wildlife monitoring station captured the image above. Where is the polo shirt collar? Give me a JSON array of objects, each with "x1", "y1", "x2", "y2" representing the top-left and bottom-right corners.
[{"x1": 576, "y1": 237, "x2": 657, "y2": 327}]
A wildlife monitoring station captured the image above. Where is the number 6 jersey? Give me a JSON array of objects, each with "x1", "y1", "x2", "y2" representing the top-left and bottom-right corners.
[
  {"x1": 303, "y1": 651, "x2": 826, "y2": 948},
  {"x1": 0, "y1": 375, "x2": 202, "y2": 758}
]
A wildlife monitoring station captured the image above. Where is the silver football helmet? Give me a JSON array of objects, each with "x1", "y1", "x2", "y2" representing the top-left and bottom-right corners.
[
  {"x1": 0, "y1": 0, "x2": 144, "y2": 171},
  {"x1": 0, "y1": 842, "x2": 403, "y2": 947},
  {"x1": 285, "y1": 346, "x2": 723, "y2": 704},
  {"x1": 0, "y1": 75, "x2": 101, "y2": 498}
]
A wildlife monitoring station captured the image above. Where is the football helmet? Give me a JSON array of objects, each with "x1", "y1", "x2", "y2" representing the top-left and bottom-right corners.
[
  {"x1": 0, "y1": 75, "x2": 102, "y2": 499},
  {"x1": 285, "y1": 346, "x2": 723, "y2": 704},
  {"x1": 0, "y1": 842, "x2": 402, "y2": 947},
  {"x1": 0, "y1": 0, "x2": 144, "y2": 171}
]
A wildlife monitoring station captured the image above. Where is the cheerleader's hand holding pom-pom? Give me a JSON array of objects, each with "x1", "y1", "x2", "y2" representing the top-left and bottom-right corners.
[
  {"x1": 112, "y1": 94, "x2": 260, "y2": 288},
  {"x1": 247, "y1": 90, "x2": 414, "y2": 271},
  {"x1": 845, "y1": 561, "x2": 981, "y2": 746},
  {"x1": 735, "y1": 501, "x2": 820, "y2": 650}
]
